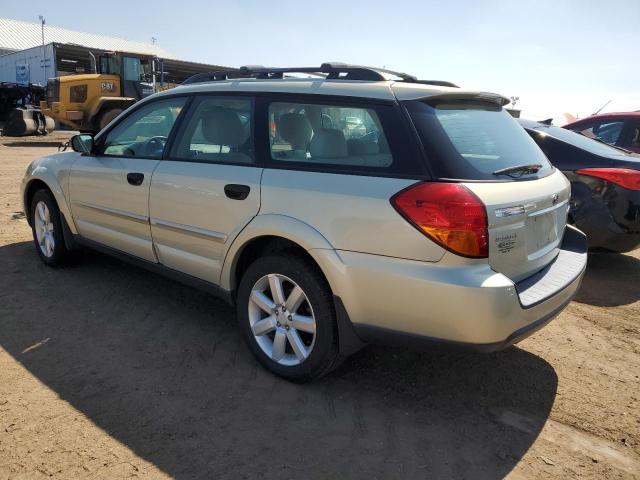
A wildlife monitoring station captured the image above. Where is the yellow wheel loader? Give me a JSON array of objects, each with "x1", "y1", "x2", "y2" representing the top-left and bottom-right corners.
[{"x1": 40, "y1": 53, "x2": 155, "y2": 133}]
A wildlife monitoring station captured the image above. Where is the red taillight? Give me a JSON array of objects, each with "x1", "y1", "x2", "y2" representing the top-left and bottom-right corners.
[
  {"x1": 391, "y1": 182, "x2": 488, "y2": 258},
  {"x1": 576, "y1": 168, "x2": 640, "y2": 191}
]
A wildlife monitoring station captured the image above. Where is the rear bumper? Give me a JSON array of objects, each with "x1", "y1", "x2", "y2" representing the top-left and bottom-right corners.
[{"x1": 326, "y1": 225, "x2": 587, "y2": 350}]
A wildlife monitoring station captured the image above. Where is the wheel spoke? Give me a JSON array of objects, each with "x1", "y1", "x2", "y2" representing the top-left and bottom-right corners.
[
  {"x1": 285, "y1": 285, "x2": 305, "y2": 313},
  {"x1": 287, "y1": 329, "x2": 308, "y2": 361},
  {"x1": 292, "y1": 315, "x2": 315, "y2": 334},
  {"x1": 272, "y1": 330, "x2": 286, "y2": 361},
  {"x1": 43, "y1": 205, "x2": 50, "y2": 222},
  {"x1": 37, "y1": 203, "x2": 46, "y2": 222},
  {"x1": 268, "y1": 274, "x2": 286, "y2": 305},
  {"x1": 44, "y1": 236, "x2": 52, "y2": 256},
  {"x1": 252, "y1": 316, "x2": 276, "y2": 336},
  {"x1": 250, "y1": 290, "x2": 275, "y2": 314}
]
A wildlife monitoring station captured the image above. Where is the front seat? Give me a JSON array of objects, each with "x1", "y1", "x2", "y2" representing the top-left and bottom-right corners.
[{"x1": 197, "y1": 107, "x2": 252, "y2": 163}]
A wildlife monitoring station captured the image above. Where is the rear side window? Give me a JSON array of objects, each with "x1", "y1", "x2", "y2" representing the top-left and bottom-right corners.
[
  {"x1": 171, "y1": 96, "x2": 254, "y2": 164},
  {"x1": 269, "y1": 102, "x2": 393, "y2": 168},
  {"x1": 266, "y1": 100, "x2": 424, "y2": 176},
  {"x1": 405, "y1": 100, "x2": 553, "y2": 180}
]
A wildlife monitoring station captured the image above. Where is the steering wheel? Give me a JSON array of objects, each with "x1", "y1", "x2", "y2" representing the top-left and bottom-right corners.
[{"x1": 143, "y1": 136, "x2": 168, "y2": 157}]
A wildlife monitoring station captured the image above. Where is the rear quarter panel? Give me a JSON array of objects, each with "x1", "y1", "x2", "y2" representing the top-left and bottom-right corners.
[{"x1": 258, "y1": 169, "x2": 446, "y2": 262}]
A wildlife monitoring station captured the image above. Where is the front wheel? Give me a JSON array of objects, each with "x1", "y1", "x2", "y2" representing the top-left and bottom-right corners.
[
  {"x1": 237, "y1": 254, "x2": 340, "y2": 382},
  {"x1": 30, "y1": 189, "x2": 70, "y2": 266}
]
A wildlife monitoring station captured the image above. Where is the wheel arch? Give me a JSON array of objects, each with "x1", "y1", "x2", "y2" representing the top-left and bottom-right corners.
[
  {"x1": 221, "y1": 214, "x2": 342, "y2": 296},
  {"x1": 223, "y1": 214, "x2": 365, "y2": 356},
  {"x1": 23, "y1": 174, "x2": 77, "y2": 236}
]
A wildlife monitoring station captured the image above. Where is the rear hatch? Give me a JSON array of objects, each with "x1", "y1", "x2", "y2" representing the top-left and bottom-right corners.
[{"x1": 404, "y1": 94, "x2": 570, "y2": 282}]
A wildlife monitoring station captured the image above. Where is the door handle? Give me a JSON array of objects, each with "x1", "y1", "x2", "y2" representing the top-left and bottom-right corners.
[
  {"x1": 224, "y1": 184, "x2": 250, "y2": 200},
  {"x1": 127, "y1": 172, "x2": 144, "y2": 186}
]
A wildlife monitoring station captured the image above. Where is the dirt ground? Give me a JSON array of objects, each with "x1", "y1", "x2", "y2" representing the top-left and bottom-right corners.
[{"x1": 0, "y1": 132, "x2": 638, "y2": 480}]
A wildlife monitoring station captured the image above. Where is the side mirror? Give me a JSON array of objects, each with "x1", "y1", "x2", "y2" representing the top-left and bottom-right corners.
[{"x1": 70, "y1": 134, "x2": 93, "y2": 153}]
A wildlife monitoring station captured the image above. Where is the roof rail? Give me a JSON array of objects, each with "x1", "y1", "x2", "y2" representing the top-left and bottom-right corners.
[{"x1": 181, "y1": 63, "x2": 458, "y2": 87}]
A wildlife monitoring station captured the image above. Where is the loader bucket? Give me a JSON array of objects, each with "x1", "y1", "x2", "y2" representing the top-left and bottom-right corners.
[{"x1": 2, "y1": 106, "x2": 55, "y2": 136}]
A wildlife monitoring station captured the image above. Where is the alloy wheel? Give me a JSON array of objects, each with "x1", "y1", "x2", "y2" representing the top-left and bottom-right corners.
[
  {"x1": 248, "y1": 273, "x2": 317, "y2": 366},
  {"x1": 34, "y1": 200, "x2": 55, "y2": 258}
]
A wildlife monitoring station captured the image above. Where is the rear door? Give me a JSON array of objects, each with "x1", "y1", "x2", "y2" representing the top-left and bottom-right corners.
[
  {"x1": 405, "y1": 98, "x2": 570, "y2": 282},
  {"x1": 69, "y1": 96, "x2": 186, "y2": 261},
  {"x1": 149, "y1": 95, "x2": 262, "y2": 284}
]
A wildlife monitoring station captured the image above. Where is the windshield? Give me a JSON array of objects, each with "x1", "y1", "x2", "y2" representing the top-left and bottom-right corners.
[{"x1": 405, "y1": 100, "x2": 553, "y2": 180}]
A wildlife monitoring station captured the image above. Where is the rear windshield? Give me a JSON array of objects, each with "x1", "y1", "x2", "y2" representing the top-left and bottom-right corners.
[
  {"x1": 531, "y1": 123, "x2": 631, "y2": 156},
  {"x1": 405, "y1": 100, "x2": 553, "y2": 180}
]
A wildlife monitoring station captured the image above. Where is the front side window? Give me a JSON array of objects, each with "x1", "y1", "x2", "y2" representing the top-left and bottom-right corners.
[
  {"x1": 170, "y1": 96, "x2": 254, "y2": 164},
  {"x1": 101, "y1": 97, "x2": 186, "y2": 158},
  {"x1": 269, "y1": 102, "x2": 393, "y2": 168},
  {"x1": 406, "y1": 100, "x2": 553, "y2": 180}
]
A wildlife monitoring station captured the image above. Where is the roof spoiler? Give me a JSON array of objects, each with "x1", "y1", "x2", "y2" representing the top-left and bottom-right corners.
[{"x1": 419, "y1": 91, "x2": 510, "y2": 107}]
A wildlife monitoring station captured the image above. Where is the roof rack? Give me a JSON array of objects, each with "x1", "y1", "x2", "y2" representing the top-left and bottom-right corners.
[{"x1": 182, "y1": 63, "x2": 459, "y2": 88}]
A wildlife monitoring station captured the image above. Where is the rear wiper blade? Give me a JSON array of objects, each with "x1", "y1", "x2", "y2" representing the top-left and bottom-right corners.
[
  {"x1": 492, "y1": 164, "x2": 543, "y2": 177},
  {"x1": 574, "y1": 131, "x2": 633, "y2": 154}
]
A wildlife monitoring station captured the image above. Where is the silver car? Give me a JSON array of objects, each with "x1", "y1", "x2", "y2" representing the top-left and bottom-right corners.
[{"x1": 21, "y1": 64, "x2": 587, "y2": 381}]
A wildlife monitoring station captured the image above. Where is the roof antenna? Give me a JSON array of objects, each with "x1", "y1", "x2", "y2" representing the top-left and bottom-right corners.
[{"x1": 592, "y1": 99, "x2": 611, "y2": 116}]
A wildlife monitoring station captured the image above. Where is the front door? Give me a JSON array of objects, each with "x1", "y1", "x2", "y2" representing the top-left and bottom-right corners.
[
  {"x1": 69, "y1": 96, "x2": 187, "y2": 261},
  {"x1": 149, "y1": 95, "x2": 262, "y2": 284}
]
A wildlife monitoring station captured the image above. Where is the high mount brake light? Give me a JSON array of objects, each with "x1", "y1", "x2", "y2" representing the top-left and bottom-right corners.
[
  {"x1": 576, "y1": 168, "x2": 640, "y2": 191},
  {"x1": 391, "y1": 182, "x2": 489, "y2": 258}
]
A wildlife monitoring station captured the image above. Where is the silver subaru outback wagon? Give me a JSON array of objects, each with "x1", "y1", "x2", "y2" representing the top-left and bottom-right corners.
[{"x1": 21, "y1": 64, "x2": 587, "y2": 381}]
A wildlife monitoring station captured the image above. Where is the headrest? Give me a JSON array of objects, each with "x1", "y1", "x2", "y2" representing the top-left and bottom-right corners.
[
  {"x1": 309, "y1": 128, "x2": 347, "y2": 158},
  {"x1": 276, "y1": 113, "x2": 312, "y2": 148},
  {"x1": 200, "y1": 108, "x2": 245, "y2": 146}
]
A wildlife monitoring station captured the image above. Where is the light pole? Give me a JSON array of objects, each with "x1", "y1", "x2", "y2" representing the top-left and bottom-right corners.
[{"x1": 38, "y1": 16, "x2": 46, "y2": 80}]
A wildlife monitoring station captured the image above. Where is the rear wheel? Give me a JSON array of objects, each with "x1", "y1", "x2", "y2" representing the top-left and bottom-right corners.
[
  {"x1": 237, "y1": 254, "x2": 340, "y2": 382},
  {"x1": 30, "y1": 189, "x2": 70, "y2": 266},
  {"x1": 97, "y1": 108, "x2": 123, "y2": 130}
]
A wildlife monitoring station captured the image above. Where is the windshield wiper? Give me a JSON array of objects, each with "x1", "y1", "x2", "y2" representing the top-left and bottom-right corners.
[
  {"x1": 492, "y1": 164, "x2": 543, "y2": 177},
  {"x1": 574, "y1": 131, "x2": 633, "y2": 154}
]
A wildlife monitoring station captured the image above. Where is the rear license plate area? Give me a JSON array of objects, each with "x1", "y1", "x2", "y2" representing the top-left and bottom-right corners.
[{"x1": 527, "y1": 211, "x2": 558, "y2": 253}]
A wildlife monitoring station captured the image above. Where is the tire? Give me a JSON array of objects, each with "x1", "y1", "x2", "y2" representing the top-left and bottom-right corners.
[
  {"x1": 97, "y1": 108, "x2": 123, "y2": 131},
  {"x1": 237, "y1": 254, "x2": 340, "y2": 382},
  {"x1": 30, "y1": 189, "x2": 70, "y2": 267}
]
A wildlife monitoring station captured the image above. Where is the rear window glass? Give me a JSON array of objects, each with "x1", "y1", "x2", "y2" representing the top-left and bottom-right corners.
[
  {"x1": 405, "y1": 100, "x2": 553, "y2": 180},
  {"x1": 531, "y1": 123, "x2": 630, "y2": 156},
  {"x1": 568, "y1": 121, "x2": 624, "y2": 146}
]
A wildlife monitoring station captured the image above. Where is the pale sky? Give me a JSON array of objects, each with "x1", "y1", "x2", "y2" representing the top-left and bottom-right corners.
[{"x1": 4, "y1": 0, "x2": 639, "y2": 123}]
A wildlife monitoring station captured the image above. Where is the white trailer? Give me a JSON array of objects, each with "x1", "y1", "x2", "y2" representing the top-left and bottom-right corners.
[{"x1": 0, "y1": 43, "x2": 55, "y2": 86}]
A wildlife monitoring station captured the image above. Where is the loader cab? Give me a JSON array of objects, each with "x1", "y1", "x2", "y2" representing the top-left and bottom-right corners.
[{"x1": 98, "y1": 53, "x2": 154, "y2": 100}]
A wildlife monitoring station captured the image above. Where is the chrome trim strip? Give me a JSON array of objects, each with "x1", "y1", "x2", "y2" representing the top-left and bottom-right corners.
[
  {"x1": 150, "y1": 218, "x2": 227, "y2": 242},
  {"x1": 528, "y1": 199, "x2": 569, "y2": 218},
  {"x1": 495, "y1": 205, "x2": 525, "y2": 218},
  {"x1": 72, "y1": 201, "x2": 148, "y2": 223}
]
